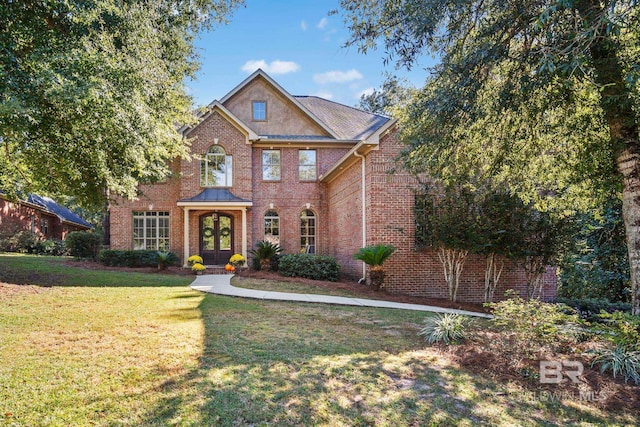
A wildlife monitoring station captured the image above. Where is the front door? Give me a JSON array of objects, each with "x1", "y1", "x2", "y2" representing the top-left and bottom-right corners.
[{"x1": 200, "y1": 213, "x2": 233, "y2": 265}]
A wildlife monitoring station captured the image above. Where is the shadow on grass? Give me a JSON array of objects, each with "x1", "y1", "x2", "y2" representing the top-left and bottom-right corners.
[
  {"x1": 139, "y1": 293, "x2": 626, "y2": 426},
  {"x1": 0, "y1": 255, "x2": 193, "y2": 288}
]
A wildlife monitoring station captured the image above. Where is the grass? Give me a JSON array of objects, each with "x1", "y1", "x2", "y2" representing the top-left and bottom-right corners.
[
  {"x1": 1, "y1": 254, "x2": 638, "y2": 426},
  {"x1": 231, "y1": 275, "x2": 360, "y2": 297}
]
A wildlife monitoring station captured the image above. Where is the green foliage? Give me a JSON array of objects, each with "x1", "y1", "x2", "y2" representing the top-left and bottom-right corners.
[
  {"x1": 358, "y1": 74, "x2": 415, "y2": 116},
  {"x1": 559, "y1": 198, "x2": 630, "y2": 302},
  {"x1": 556, "y1": 297, "x2": 632, "y2": 322},
  {"x1": 418, "y1": 313, "x2": 470, "y2": 345},
  {"x1": 353, "y1": 244, "x2": 396, "y2": 267},
  {"x1": 65, "y1": 231, "x2": 102, "y2": 260},
  {"x1": 591, "y1": 346, "x2": 640, "y2": 385},
  {"x1": 99, "y1": 250, "x2": 179, "y2": 268},
  {"x1": 156, "y1": 251, "x2": 174, "y2": 270},
  {"x1": 0, "y1": 231, "x2": 39, "y2": 253},
  {"x1": 249, "y1": 240, "x2": 283, "y2": 271},
  {"x1": 0, "y1": 0, "x2": 242, "y2": 208},
  {"x1": 414, "y1": 185, "x2": 482, "y2": 252},
  {"x1": 340, "y1": 0, "x2": 640, "y2": 315},
  {"x1": 487, "y1": 294, "x2": 584, "y2": 356},
  {"x1": 278, "y1": 254, "x2": 340, "y2": 282},
  {"x1": 0, "y1": 233, "x2": 68, "y2": 256},
  {"x1": 594, "y1": 311, "x2": 640, "y2": 351},
  {"x1": 34, "y1": 239, "x2": 68, "y2": 256}
]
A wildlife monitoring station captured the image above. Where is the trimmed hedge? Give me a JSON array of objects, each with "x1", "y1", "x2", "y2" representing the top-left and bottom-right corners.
[
  {"x1": 556, "y1": 297, "x2": 632, "y2": 321},
  {"x1": 278, "y1": 254, "x2": 340, "y2": 282},
  {"x1": 99, "y1": 249, "x2": 179, "y2": 268},
  {"x1": 66, "y1": 231, "x2": 102, "y2": 259}
]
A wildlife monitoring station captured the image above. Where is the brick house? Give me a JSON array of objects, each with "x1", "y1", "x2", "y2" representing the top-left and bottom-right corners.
[
  {"x1": 108, "y1": 70, "x2": 555, "y2": 302},
  {"x1": 0, "y1": 194, "x2": 92, "y2": 240}
]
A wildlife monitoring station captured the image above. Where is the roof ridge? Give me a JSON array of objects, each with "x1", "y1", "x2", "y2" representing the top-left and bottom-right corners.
[{"x1": 294, "y1": 95, "x2": 391, "y2": 120}]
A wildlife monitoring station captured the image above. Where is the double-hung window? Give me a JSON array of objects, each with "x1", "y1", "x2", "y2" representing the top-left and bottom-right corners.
[
  {"x1": 299, "y1": 150, "x2": 317, "y2": 181},
  {"x1": 264, "y1": 210, "x2": 280, "y2": 245},
  {"x1": 262, "y1": 150, "x2": 281, "y2": 181},
  {"x1": 300, "y1": 209, "x2": 316, "y2": 253}
]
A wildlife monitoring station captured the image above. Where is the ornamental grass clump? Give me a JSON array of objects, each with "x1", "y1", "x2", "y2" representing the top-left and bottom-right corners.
[{"x1": 418, "y1": 313, "x2": 470, "y2": 345}]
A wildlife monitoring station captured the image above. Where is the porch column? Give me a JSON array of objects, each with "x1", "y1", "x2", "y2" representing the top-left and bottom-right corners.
[
  {"x1": 183, "y1": 207, "x2": 190, "y2": 267},
  {"x1": 241, "y1": 207, "x2": 247, "y2": 259}
]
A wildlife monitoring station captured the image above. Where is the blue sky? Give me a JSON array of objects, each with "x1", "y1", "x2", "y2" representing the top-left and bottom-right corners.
[{"x1": 187, "y1": 0, "x2": 435, "y2": 108}]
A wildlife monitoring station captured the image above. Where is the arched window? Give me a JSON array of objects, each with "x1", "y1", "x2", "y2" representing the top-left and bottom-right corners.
[
  {"x1": 264, "y1": 210, "x2": 280, "y2": 245},
  {"x1": 300, "y1": 209, "x2": 315, "y2": 253},
  {"x1": 201, "y1": 145, "x2": 232, "y2": 187}
]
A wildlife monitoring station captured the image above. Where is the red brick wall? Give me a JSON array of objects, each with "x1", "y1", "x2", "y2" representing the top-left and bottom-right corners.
[
  {"x1": 0, "y1": 197, "x2": 78, "y2": 241},
  {"x1": 359, "y1": 130, "x2": 557, "y2": 302},
  {"x1": 250, "y1": 146, "x2": 351, "y2": 255},
  {"x1": 326, "y1": 159, "x2": 364, "y2": 279}
]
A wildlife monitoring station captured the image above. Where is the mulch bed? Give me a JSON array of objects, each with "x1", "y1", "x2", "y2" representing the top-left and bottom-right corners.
[
  {"x1": 64, "y1": 260, "x2": 489, "y2": 313},
  {"x1": 239, "y1": 269, "x2": 489, "y2": 313}
]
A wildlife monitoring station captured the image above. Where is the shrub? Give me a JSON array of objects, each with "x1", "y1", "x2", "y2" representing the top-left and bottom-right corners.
[
  {"x1": 486, "y1": 294, "x2": 584, "y2": 356},
  {"x1": 249, "y1": 240, "x2": 282, "y2": 271},
  {"x1": 556, "y1": 297, "x2": 632, "y2": 321},
  {"x1": 2, "y1": 231, "x2": 40, "y2": 253},
  {"x1": 65, "y1": 231, "x2": 101, "y2": 259},
  {"x1": 591, "y1": 346, "x2": 640, "y2": 385},
  {"x1": 34, "y1": 239, "x2": 68, "y2": 256},
  {"x1": 278, "y1": 254, "x2": 340, "y2": 282},
  {"x1": 418, "y1": 313, "x2": 470, "y2": 345},
  {"x1": 99, "y1": 249, "x2": 179, "y2": 268}
]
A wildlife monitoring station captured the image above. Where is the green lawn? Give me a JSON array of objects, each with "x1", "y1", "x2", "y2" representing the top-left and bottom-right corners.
[{"x1": 0, "y1": 254, "x2": 636, "y2": 426}]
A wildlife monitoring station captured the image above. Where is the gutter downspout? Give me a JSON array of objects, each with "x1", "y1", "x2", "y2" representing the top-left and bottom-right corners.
[{"x1": 353, "y1": 151, "x2": 367, "y2": 281}]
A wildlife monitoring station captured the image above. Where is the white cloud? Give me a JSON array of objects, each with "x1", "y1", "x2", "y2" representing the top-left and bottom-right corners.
[
  {"x1": 316, "y1": 17, "x2": 328, "y2": 29},
  {"x1": 241, "y1": 60, "x2": 300, "y2": 75},
  {"x1": 313, "y1": 69, "x2": 363, "y2": 84},
  {"x1": 300, "y1": 20, "x2": 307, "y2": 31},
  {"x1": 356, "y1": 87, "x2": 375, "y2": 99},
  {"x1": 313, "y1": 91, "x2": 334, "y2": 100}
]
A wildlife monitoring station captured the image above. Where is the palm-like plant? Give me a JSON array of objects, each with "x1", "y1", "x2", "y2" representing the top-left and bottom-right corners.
[
  {"x1": 353, "y1": 244, "x2": 396, "y2": 290},
  {"x1": 249, "y1": 240, "x2": 283, "y2": 271}
]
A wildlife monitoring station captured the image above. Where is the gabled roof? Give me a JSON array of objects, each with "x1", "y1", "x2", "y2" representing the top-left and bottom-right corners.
[
  {"x1": 26, "y1": 194, "x2": 92, "y2": 229},
  {"x1": 295, "y1": 96, "x2": 391, "y2": 141},
  {"x1": 183, "y1": 101, "x2": 259, "y2": 142},
  {"x1": 220, "y1": 69, "x2": 340, "y2": 139}
]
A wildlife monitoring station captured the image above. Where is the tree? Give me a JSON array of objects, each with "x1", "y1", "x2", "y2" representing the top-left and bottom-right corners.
[
  {"x1": 559, "y1": 197, "x2": 631, "y2": 302},
  {"x1": 1, "y1": 0, "x2": 242, "y2": 209},
  {"x1": 415, "y1": 184, "x2": 482, "y2": 302},
  {"x1": 358, "y1": 75, "x2": 414, "y2": 116},
  {"x1": 477, "y1": 190, "x2": 529, "y2": 302},
  {"x1": 339, "y1": 0, "x2": 640, "y2": 314}
]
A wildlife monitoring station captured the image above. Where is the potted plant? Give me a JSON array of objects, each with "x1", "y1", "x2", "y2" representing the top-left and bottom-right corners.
[
  {"x1": 192, "y1": 263, "x2": 206, "y2": 275},
  {"x1": 353, "y1": 244, "x2": 396, "y2": 291},
  {"x1": 187, "y1": 255, "x2": 203, "y2": 266},
  {"x1": 229, "y1": 253, "x2": 246, "y2": 269}
]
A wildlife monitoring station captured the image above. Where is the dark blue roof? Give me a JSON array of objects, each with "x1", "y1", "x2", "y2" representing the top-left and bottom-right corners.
[
  {"x1": 27, "y1": 194, "x2": 92, "y2": 229},
  {"x1": 179, "y1": 189, "x2": 250, "y2": 203}
]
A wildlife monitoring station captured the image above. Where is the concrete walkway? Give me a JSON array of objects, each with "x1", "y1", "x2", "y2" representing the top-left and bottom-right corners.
[{"x1": 190, "y1": 274, "x2": 492, "y2": 318}]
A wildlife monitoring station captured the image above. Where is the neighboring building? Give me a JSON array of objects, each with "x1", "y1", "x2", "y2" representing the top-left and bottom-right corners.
[
  {"x1": 108, "y1": 69, "x2": 555, "y2": 302},
  {"x1": 0, "y1": 193, "x2": 92, "y2": 240}
]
